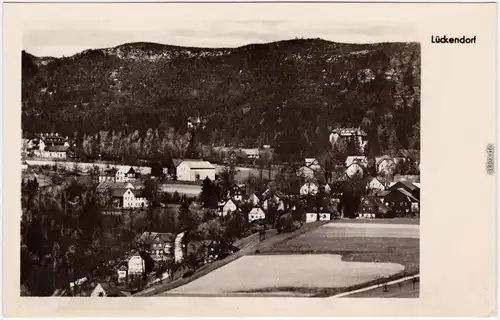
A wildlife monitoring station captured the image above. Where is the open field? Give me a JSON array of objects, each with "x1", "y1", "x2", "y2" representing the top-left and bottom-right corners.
[
  {"x1": 159, "y1": 183, "x2": 202, "y2": 197},
  {"x1": 332, "y1": 218, "x2": 420, "y2": 225},
  {"x1": 344, "y1": 277, "x2": 419, "y2": 298},
  {"x1": 261, "y1": 222, "x2": 420, "y2": 275},
  {"x1": 168, "y1": 254, "x2": 404, "y2": 296},
  {"x1": 154, "y1": 221, "x2": 418, "y2": 297},
  {"x1": 25, "y1": 159, "x2": 274, "y2": 183}
]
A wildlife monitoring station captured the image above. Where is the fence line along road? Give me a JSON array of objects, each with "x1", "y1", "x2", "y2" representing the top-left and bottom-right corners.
[{"x1": 329, "y1": 274, "x2": 420, "y2": 298}]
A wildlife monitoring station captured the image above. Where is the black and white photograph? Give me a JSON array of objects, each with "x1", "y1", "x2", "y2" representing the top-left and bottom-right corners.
[{"x1": 18, "y1": 4, "x2": 424, "y2": 299}]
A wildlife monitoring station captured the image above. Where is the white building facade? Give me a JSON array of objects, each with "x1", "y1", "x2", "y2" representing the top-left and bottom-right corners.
[{"x1": 176, "y1": 161, "x2": 216, "y2": 181}]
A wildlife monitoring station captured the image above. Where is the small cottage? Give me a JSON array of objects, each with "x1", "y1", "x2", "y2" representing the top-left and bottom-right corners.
[{"x1": 248, "y1": 206, "x2": 266, "y2": 222}]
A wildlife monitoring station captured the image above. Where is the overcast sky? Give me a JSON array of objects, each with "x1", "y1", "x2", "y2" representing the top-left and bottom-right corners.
[{"x1": 21, "y1": 3, "x2": 416, "y2": 57}]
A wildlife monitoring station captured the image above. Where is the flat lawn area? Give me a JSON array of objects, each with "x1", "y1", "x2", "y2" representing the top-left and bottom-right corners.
[
  {"x1": 345, "y1": 278, "x2": 419, "y2": 298},
  {"x1": 168, "y1": 254, "x2": 404, "y2": 296},
  {"x1": 261, "y1": 223, "x2": 419, "y2": 275},
  {"x1": 332, "y1": 218, "x2": 420, "y2": 225}
]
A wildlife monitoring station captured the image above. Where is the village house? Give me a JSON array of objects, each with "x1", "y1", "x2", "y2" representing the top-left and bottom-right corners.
[
  {"x1": 98, "y1": 167, "x2": 118, "y2": 183},
  {"x1": 247, "y1": 192, "x2": 260, "y2": 206},
  {"x1": 107, "y1": 187, "x2": 148, "y2": 209},
  {"x1": 116, "y1": 264, "x2": 128, "y2": 284},
  {"x1": 300, "y1": 181, "x2": 319, "y2": 196},
  {"x1": 329, "y1": 127, "x2": 368, "y2": 152},
  {"x1": 116, "y1": 166, "x2": 139, "y2": 182},
  {"x1": 358, "y1": 196, "x2": 391, "y2": 219},
  {"x1": 375, "y1": 156, "x2": 397, "y2": 177},
  {"x1": 367, "y1": 176, "x2": 391, "y2": 193},
  {"x1": 176, "y1": 160, "x2": 216, "y2": 181},
  {"x1": 121, "y1": 188, "x2": 148, "y2": 208},
  {"x1": 21, "y1": 160, "x2": 28, "y2": 170},
  {"x1": 41, "y1": 145, "x2": 69, "y2": 159},
  {"x1": 387, "y1": 180, "x2": 420, "y2": 200},
  {"x1": 229, "y1": 184, "x2": 246, "y2": 202},
  {"x1": 345, "y1": 162, "x2": 364, "y2": 178},
  {"x1": 329, "y1": 179, "x2": 348, "y2": 200},
  {"x1": 306, "y1": 212, "x2": 332, "y2": 223},
  {"x1": 187, "y1": 116, "x2": 206, "y2": 129},
  {"x1": 262, "y1": 196, "x2": 285, "y2": 211},
  {"x1": 127, "y1": 253, "x2": 146, "y2": 276},
  {"x1": 383, "y1": 188, "x2": 420, "y2": 217},
  {"x1": 248, "y1": 206, "x2": 266, "y2": 222},
  {"x1": 219, "y1": 199, "x2": 239, "y2": 217},
  {"x1": 240, "y1": 148, "x2": 260, "y2": 160},
  {"x1": 28, "y1": 133, "x2": 72, "y2": 158},
  {"x1": 90, "y1": 283, "x2": 128, "y2": 297},
  {"x1": 137, "y1": 232, "x2": 174, "y2": 262},
  {"x1": 345, "y1": 156, "x2": 368, "y2": 168}
]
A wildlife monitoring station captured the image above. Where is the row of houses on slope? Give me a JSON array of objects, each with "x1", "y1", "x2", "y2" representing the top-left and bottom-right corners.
[{"x1": 23, "y1": 132, "x2": 75, "y2": 159}]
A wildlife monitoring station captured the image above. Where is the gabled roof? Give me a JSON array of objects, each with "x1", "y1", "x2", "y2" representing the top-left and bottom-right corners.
[
  {"x1": 177, "y1": 160, "x2": 215, "y2": 169},
  {"x1": 375, "y1": 155, "x2": 395, "y2": 167},
  {"x1": 111, "y1": 188, "x2": 128, "y2": 197},
  {"x1": 138, "y1": 232, "x2": 174, "y2": 244},
  {"x1": 396, "y1": 188, "x2": 420, "y2": 202},
  {"x1": 97, "y1": 181, "x2": 134, "y2": 191},
  {"x1": 360, "y1": 196, "x2": 391, "y2": 212},
  {"x1": 117, "y1": 166, "x2": 136, "y2": 175},
  {"x1": 370, "y1": 176, "x2": 390, "y2": 187},
  {"x1": 248, "y1": 192, "x2": 260, "y2": 200},
  {"x1": 389, "y1": 180, "x2": 418, "y2": 191},
  {"x1": 223, "y1": 199, "x2": 238, "y2": 207},
  {"x1": 249, "y1": 205, "x2": 265, "y2": 213},
  {"x1": 377, "y1": 190, "x2": 391, "y2": 197},
  {"x1": 131, "y1": 189, "x2": 145, "y2": 197},
  {"x1": 345, "y1": 156, "x2": 367, "y2": 167}
]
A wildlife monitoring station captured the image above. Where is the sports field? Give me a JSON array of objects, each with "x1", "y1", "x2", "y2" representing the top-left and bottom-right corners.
[
  {"x1": 262, "y1": 222, "x2": 420, "y2": 274},
  {"x1": 165, "y1": 221, "x2": 419, "y2": 297},
  {"x1": 168, "y1": 254, "x2": 404, "y2": 296}
]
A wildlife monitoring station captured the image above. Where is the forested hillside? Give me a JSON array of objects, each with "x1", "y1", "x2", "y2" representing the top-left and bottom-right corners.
[{"x1": 22, "y1": 38, "x2": 420, "y2": 162}]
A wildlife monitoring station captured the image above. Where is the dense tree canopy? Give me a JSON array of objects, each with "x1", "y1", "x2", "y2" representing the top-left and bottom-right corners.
[{"x1": 22, "y1": 39, "x2": 420, "y2": 162}]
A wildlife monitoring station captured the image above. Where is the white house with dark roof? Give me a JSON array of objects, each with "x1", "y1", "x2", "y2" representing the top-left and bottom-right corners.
[
  {"x1": 116, "y1": 166, "x2": 139, "y2": 182},
  {"x1": 248, "y1": 206, "x2": 266, "y2": 222},
  {"x1": 176, "y1": 160, "x2": 215, "y2": 181}
]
